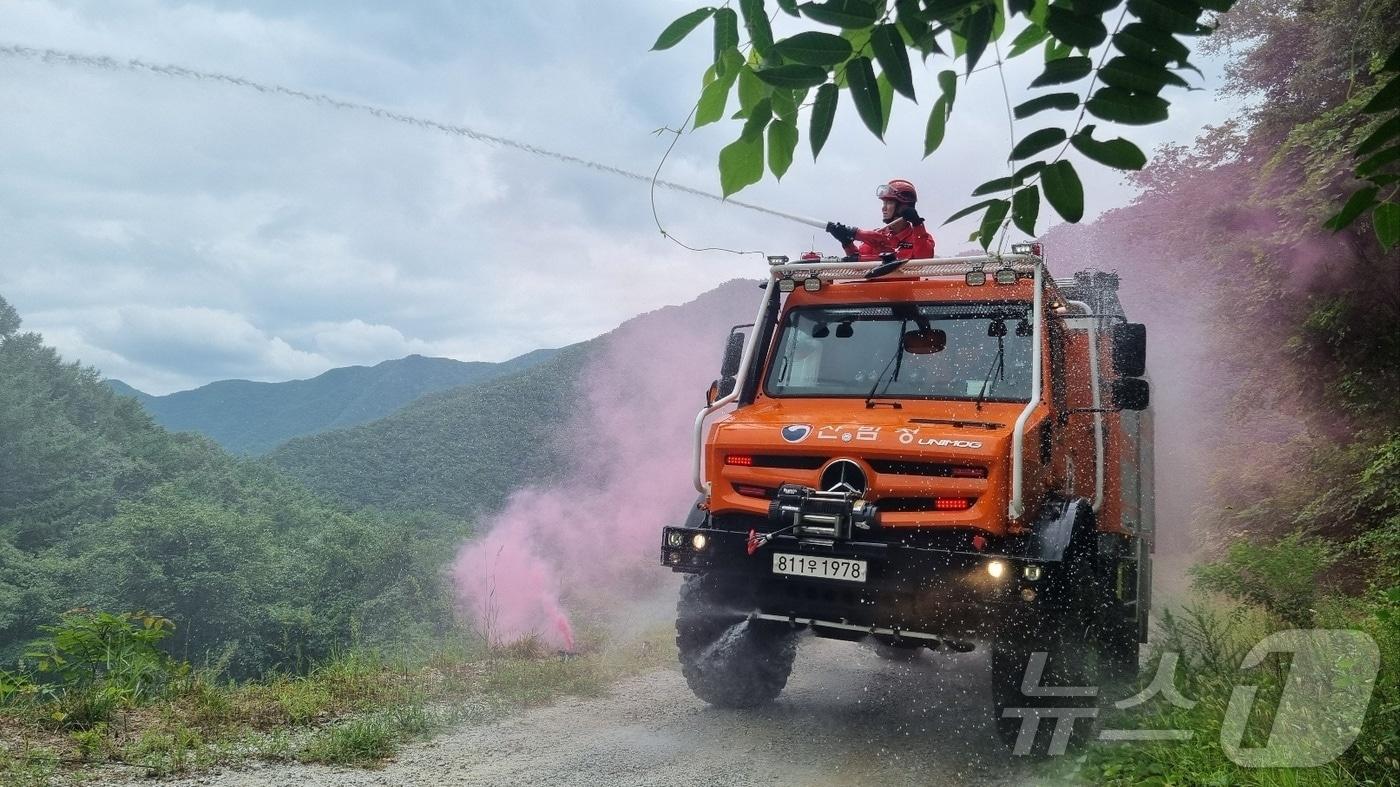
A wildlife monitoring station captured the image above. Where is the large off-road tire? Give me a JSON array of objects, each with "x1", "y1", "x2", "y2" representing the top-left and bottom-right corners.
[
  {"x1": 990, "y1": 617, "x2": 1098, "y2": 756},
  {"x1": 676, "y1": 573, "x2": 797, "y2": 708}
]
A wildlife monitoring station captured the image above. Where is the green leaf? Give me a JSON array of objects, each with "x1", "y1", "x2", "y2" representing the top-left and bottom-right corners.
[
  {"x1": 938, "y1": 69, "x2": 958, "y2": 105},
  {"x1": 1008, "y1": 24, "x2": 1050, "y2": 58},
  {"x1": 1356, "y1": 144, "x2": 1400, "y2": 177},
  {"x1": 962, "y1": 3, "x2": 996, "y2": 74},
  {"x1": 944, "y1": 199, "x2": 1002, "y2": 224},
  {"x1": 978, "y1": 199, "x2": 1011, "y2": 249},
  {"x1": 871, "y1": 24, "x2": 916, "y2": 100},
  {"x1": 1362, "y1": 76, "x2": 1400, "y2": 114},
  {"x1": 1375, "y1": 202, "x2": 1400, "y2": 250},
  {"x1": 778, "y1": 0, "x2": 800, "y2": 16},
  {"x1": 1070, "y1": 126, "x2": 1147, "y2": 169},
  {"x1": 896, "y1": 0, "x2": 941, "y2": 59},
  {"x1": 1030, "y1": 55, "x2": 1092, "y2": 87},
  {"x1": 1099, "y1": 56, "x2": 1189, "y2": 94},
  {"x1": 1357, "y1": 115, "x2": 1400, "y2": 157},
  {"x1": 1126, "y1": 0, "x2": 1207, "y2": 35},
  {"x1": 798, "y1": 0, "x2": 880, "y2": 28},
  {"x1": 876, "y1": 72, "x2": 894, "y2": 135},
  {"x1": 754, "y1": 64, "x2": 831, "y2": 89},
  {"x1": 972, "y1": 175, "x2": 1024, "y2": 196},
  {"x1": 774, "y1": 31, "x2": 854, "y2": 65},
  {"x1": 810, "y1": 83, "x2": 839, "y2": 158},
  {"x1": 1044, "y1": 37, "x2": 1073, "y2": 62},
  {"x1": 1112, "y1": 22, "x2": 1189, "y2": 65},
  {"x1": 714, "y1": 8, "x2": 740, "y2": 64},
  {"x1": 770, "y1": 88, "x2": 798, "y2": 121},
  {"x1": 768, "y1": 118, "x2": 800, "y2": 179},
  {"x1": 1011, "y1": 127, "x2": 1068, "y2": 160},
  {"x1": 1324, "y1": 186, "x2": 1378, "y2": 232},
  {"x1": 1085, "y1": 87, "x2": 1170, "y2": 125},
  {"x1": 846, "y1": 56, "x2": 885, "y2": 140},
  {"x1": 740, "y1": 0, "x2": 776, "y2": 58},
  {"x1": 1014, "y1": 92, "x2": 1079, "y2": 118},
  {"x1": 1041, "y1": 160, "x2": 1084, "y2": 223},
  {"x1": 695, "y1": 64, "x2": 739, "y2": 128},
  {"x1": 1045, "y1": 6, "x2": 1108, "y2": 49},
  {"x1": 719, "y1": 133, "x2": 765, "y2": 196},
  {"x1": 651, "y1": 8, "x2": 716, "y2": 51},
  {"x1": 924, "y1": 96, "x2": 950, "y2": 156},
  {"x1": 1012, "y1": 185, "x2": 1040, "y2": 235},
  {"x1": 737, "y1": 67, "x2": 767, "y2": 115},
  {"x1": 741, "y1": 97, "x2": 773, "y2": 141},
  {"x1": 1014, "y1": 160, "x2": 1047, "y2": 181},
  {"x1": 715, "y1": 44, "x2": 744, "y2": 80}
]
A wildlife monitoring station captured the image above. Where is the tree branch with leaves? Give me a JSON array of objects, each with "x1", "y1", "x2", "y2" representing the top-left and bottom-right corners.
[{"x1": 653, "y1": 0, "x2": 1235, "y2": 248}]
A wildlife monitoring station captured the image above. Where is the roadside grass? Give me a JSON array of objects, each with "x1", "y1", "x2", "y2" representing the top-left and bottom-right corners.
[
  {"x1": 1047, "y1": 589, "x2": 1399, "y2": 786},
  {"x1": 0, "y1": 616, "x2": 676, "y2": 784}
]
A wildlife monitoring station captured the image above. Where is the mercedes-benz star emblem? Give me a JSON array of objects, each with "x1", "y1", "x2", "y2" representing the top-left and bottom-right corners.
[{"x1": 819, "y1": 459, "x2": 867, "y2": 496}]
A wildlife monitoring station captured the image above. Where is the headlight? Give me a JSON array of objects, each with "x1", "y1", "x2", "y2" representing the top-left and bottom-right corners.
[
  {"x1": 986, "y1": 559, "x2": 1007, "y2": 579},
  {"x1": 691, "y1": 534, "x2": 708, "y2": 551},
  {"x1": 666, "y1": 531, "x2": 683, "y2": 548}
]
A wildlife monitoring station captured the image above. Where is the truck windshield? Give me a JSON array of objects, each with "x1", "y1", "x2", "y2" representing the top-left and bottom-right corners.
[{"x1": 763, "y1": 303, "x2": 1035, "y2": 402}]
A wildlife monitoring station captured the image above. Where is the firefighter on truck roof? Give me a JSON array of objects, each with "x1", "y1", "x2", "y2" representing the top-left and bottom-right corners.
[{"x1": 825, "y1": 179, "x2": 936, "y2": 262}]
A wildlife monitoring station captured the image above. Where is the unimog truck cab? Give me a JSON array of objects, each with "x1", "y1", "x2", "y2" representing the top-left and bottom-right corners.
[{"x1": 661, "y1": 251, "x2": 1153, "y2": 753}]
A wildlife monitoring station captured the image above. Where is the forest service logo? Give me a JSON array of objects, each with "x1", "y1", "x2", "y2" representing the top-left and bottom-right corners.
[{"x1": 780, "y1": 424, "x2": 812, "y2": 443}]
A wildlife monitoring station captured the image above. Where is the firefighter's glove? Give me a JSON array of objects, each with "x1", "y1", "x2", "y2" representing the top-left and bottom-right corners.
[
  {"x1": 899, "y1": 206, "x2": 924, "y2": 226},
  {"x1": 826, "y1": 222, "x2": 858, "y2": 244}
]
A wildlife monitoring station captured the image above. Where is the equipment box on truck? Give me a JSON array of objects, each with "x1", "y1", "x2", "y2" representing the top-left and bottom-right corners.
[{"x1": 662, "y1": 251, "x2": 1153, "y2": 753}]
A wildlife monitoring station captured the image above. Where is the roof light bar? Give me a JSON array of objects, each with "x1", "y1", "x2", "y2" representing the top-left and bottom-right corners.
[
  {"x1": 767, "y1": 255, "x2": 790, "y2": 266},
  {"x1": 1010, "y1": 242, "x2": 1043, "y2": 256}
]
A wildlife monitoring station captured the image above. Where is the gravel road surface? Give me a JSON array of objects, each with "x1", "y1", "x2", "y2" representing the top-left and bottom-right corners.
[{"x1": 127, "y1": 637, "x2": 1040, "y2": 787}]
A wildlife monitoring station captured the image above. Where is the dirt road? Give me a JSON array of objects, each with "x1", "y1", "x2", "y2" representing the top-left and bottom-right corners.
[{"x1": 147, "y1": 637, "x2": 1037, "y2": 787}]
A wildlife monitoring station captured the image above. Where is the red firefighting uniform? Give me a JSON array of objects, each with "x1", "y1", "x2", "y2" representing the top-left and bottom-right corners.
[{"x1": 841, "y1": 222, "x2": 936, "y2": 261}]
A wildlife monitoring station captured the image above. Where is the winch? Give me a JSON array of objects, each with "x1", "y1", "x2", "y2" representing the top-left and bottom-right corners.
[{"x1": 767, "y1": 483, "x2": 879, "y2": 540}]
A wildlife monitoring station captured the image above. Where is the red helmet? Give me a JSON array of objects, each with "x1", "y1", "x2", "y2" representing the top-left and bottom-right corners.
[{"x1": 876, "y1": 179, "x2": 918, "y2": 204}]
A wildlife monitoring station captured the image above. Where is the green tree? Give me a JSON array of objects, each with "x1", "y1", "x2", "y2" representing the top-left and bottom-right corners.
[{"x1": 654, "y1": 0, "x2": 1238, "y2": 245}]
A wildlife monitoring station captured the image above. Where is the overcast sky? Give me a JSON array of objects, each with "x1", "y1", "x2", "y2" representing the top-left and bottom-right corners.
[{"x1": 0, "y1": 1, "x2": 1245, "y2": 394}]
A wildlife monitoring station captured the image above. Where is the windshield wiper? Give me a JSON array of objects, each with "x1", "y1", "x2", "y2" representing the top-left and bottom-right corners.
[
  {"x1": 974, "y1": 334, "x2": 1006, "y2": 411},
  {"x1": 865, "y1": 321, "x2": 907, "y2": 409}
]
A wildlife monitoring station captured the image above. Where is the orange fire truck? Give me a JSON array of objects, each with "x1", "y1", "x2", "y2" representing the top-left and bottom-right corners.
[{"x1": 661, "y1": 248, "x2": 1153, "y2": 752}]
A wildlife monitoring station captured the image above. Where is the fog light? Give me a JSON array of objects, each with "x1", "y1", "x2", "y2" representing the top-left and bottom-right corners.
[
  {"x1": 1020, "y1": 587, "x2": 1037, "y2": 602},
  {"x1": 1022, "y1": 564, "x2": 1042, "y2": 581},
  {"x1": 777, "y1": 278, "x2": 796, "y2": 292},
  {"x1": 666, "y1": 531, "x2": 683, "y2": 548},
  {"x1": 691, "y1": 533, "x2": 708, "y2": 551},
  {"x1": 666, "y1": 551, "x2": 681, "y2": 564},
  {"x1": 803, "y1": 277, "x2": 821, "y2": 292},
  {"x1": 994, "y1": 268, "x2": 1018, "y2": 285},
  {"x1": 986, "y1": 559, "x2": 1006, "y2": 579}
]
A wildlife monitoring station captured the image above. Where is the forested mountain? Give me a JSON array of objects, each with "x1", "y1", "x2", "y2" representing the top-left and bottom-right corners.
[
  {"x1": 106, "y1": 350, "x2": 558, "y2": 455},
  {"x1": 0, "y1": 295, "x2": 464, "y2": 674},
  {"x1": 267, "y1": 279, "x2": 758, "y2": 517}
]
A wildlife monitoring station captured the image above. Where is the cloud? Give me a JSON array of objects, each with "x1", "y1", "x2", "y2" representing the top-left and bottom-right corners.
[{"x1": 0, "y1": 0, "x2": 1244, "y2": 395}]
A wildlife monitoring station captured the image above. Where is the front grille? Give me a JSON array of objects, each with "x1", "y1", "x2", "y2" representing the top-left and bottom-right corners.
[
  {"x1": 751, "y1": 455, "x2": 827, "y2": 470},
  {"x1": 878, "y1": 497, "x2": 977, "y2": 512},
  {"x1": 868, "y1": 459, "x2": 983, "y2": 478}
]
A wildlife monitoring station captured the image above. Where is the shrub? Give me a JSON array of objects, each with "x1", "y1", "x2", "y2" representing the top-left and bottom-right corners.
[
  {"x1": 24, "y1": 609, "x2": 178, "y2": 704},
  {"x1": 1192, "y1": 532, "x2": 1337, "y2": 624}
]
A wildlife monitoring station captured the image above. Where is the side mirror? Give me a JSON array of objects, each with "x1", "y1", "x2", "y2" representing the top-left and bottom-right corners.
[
  {"x1": 1111, "y1": 322, "x2": 1147, "y2": 377},
  {"x1": 719, "y1": 331, "x2": 745, "y2": 379},
  {"x1": 706, "y1": 377, "x2": 737, "y2": 406},
  {"x1": 1112, "y1": 377, "x2": 1150, "y2": 411}
]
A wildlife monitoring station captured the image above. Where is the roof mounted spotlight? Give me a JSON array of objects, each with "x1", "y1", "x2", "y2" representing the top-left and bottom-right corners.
[
  {"x1": 993, "y1": 266, "x2": 1019, "y2": 285},
  {"x1": 767, "y1": 255, "x2": 790, "y2": 266},
  {"x1": 1010, "y1": 242, "x2": 1043, "y2": 257},
  {"x1": 965, "y1": 264, "x2": 987, "y2": 286},
  {"x1": 803, "y1": 277, "x2": 822, "y2": 292},
  {"x1": 777, "y1": 277, "x2": 796, "y2": 292}
]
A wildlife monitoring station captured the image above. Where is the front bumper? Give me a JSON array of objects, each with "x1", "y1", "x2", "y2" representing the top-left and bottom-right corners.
[{"x1": 661, "y1": 524, "x2": 1048, "y2": 642}]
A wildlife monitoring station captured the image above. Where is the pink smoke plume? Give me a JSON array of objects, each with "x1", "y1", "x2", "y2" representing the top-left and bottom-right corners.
[{"x1": 452, "y1": 281, "x2": 757, "y2": 649}]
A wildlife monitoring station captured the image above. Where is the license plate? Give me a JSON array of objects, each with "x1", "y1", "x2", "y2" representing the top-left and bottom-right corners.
[{"x1": 772, "y1": 553, "x2": 867, "y2": 583}]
